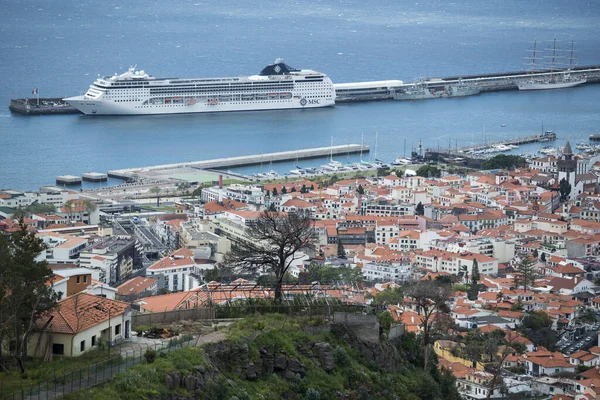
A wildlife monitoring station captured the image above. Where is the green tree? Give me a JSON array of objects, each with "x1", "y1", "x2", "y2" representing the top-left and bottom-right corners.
[
  {"x1": 298, "y1": 264, "x2": 363, "y2": 285},
  {"x1": 520, "y1": 311, "x2": 557, "y2": 350},
  {"x1": 372, "y1": 287, "x2": 404, "y2": 307},
  {"x1": 416, "y1": 165, "x2": 441, "y2": 178},
  {"x1": 540, "y1": 252, "x2": 547, "y2": 263},
  {"x1": 513, "y1": 257, "x2": 537, "y2": 291},
  {"x1": 291, "y1": 187, "x2": 296, "y2": 193},
  {"x1": 357, "y1": 185, "x2": 365, "y2": 195},
  {"x1": 415, "y1": 201, "x2": 425, "y2": 216},
  {"x1": 471, "y1": 259, "x2": 480, "y2": 283},
  {"x1": 272, "y1": 187, "x2": 278, "y2": 196},
  {"x1": 532, "y1": 249, "x2": 538, "y2": 258},
  {"x1": 0, "y1": 221, "x2": 59, "y2": 373},
  {"x1": 310, "y1": 184, "x2": 315, "y2": 191},
  {"x1": 280, "y1": 186, "x2": 287, "y2": 195},
  {"x1": 337, "y1": 239, "x2": 347, "y2": 259},
  {"x1": 559, "y1": 178, "x2": 572, "y2": 202},
  {"x1": 482, "y1": 154, "x2": 527, "y2": 170},
  {"x1": 224, "y1": 210, "x2": 315, "y2": 303}
]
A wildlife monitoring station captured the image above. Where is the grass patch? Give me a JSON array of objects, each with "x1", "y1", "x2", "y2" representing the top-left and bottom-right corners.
[
  {"x1": 0, "y1": 349, "x2": 120, "y2": 397},
  {"x1": 61, "y1": 347, "x2": 206, "y2": 400}
]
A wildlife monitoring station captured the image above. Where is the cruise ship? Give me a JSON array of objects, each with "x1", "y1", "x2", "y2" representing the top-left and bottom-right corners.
[{"x1": 64, "y1": 59, "x2": 336, "y2": 115}]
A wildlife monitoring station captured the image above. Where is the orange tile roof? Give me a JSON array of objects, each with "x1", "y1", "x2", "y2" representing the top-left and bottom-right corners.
[
  {"x1": 117, "y1": 276, "x2": 158, "y2": 296},
  {"x1": 41, "y1": 293, "x2": 129, "y2": 334}
]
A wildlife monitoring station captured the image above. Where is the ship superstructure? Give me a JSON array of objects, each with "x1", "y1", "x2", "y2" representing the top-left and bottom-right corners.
[{"x1": 64, "y1": 59, "x2": 335, "y2": 115}]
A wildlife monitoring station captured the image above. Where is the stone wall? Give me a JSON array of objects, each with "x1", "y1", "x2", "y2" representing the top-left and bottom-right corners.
[{"x1": 333, "y1": 312, "x2": 380, "y2": 344}]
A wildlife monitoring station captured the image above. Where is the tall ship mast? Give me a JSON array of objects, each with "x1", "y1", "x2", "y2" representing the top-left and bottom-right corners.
[
  {"x1": 517, "y1": 39, "x2": 586, "y2": 91},
  {"x1": 64, "y1": 59, "x2": 336, "y2": 115}
]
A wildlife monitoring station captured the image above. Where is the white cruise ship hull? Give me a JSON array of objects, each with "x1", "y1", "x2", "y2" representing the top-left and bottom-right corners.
[
  {"x1": 64, "y1": 60, "x2": 336, "y2": 116},
  {"x1": 518, "y1": 79, "x2": 586, "y2": 91},
  {"x1": 64, "y1": 96, "x2": 334, "y2": 115}
]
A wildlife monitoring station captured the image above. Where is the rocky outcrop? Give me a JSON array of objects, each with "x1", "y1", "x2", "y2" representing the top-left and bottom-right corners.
[
  {"x1": 164, "y1": 365, "x2": 219, "y2": 399},
  {"x1": 314, "y1": 342, "x2": 335, "y2": 372},
  {"x1": 159, "y1": 321, "x2": 406, "y2": 399},
  {"x1": 331, "y1": 323, "x2": 405, "y2": 373}
]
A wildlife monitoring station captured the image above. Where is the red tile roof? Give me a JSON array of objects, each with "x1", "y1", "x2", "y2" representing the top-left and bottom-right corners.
[{"x1": 40, "y1": 293, "x2": 129, "y2": 334}]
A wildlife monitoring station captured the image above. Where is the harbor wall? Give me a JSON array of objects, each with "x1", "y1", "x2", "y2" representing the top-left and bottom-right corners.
[{"x1": 108, "y1": 144, "x2": 370, "y2": 179}]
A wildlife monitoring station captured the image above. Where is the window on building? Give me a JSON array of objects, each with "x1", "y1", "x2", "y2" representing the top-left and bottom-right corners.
[
  {"x1": 92, "y1": 335, "x2": 97, "y2": 347},
  {"x1": 52, "y1": 343, "x2": 64, "y2": 355},
  {"x1": 80, "y1": 340, "x2": 85, "y2": 352},
  {"x1": 115, "y1": 324, "x2": 121, "y2": 336},
  {"x1": 83, "y1": 276, "x2": 88, "y2": 284},
  {"x1": 76, "y1": 276, "x2": 80, "y2": 284}
]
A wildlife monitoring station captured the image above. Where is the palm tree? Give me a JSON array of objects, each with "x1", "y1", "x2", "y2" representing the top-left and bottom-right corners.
[
  {"x1": 82, "y1": 199, "x2": 96, "y2": 224},
  {"x1": 459, "y1": 265, "x2": 468, "y2": 284},
  {"x1": 149, "y1": 186, "x2": 161, "y2": 207}
]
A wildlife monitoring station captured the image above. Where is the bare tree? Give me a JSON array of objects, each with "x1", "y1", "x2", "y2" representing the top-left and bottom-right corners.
[
  {"x1": 405, "y1": 279, "x2": 451, "y2": 370},
  {"x1": 484, "y1": 330, "x2": 527, "y2": 400},
  {"x1": 224, "y1": 210, "x2": 315, "y2": 303}
]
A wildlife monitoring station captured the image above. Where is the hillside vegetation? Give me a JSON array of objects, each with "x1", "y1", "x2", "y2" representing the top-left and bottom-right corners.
[{"x1": 64, "y1": 314, "x2": 461, "y2": 400}]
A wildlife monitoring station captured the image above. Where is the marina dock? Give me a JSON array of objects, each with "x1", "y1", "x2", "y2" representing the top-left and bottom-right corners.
[
  {"x1": 108, "y1": 144, "x2": 370, "y2": 180},
  {"x1": 423, "y1": 132, "x2": 558, "y2": 167},
  {"x1": 333, "y1": 65, "x2": 600, "y2": 102},
  {"x1": 82, "y1": 172, "x2": 108, "y2": 182},
  {"x1": 56, "y1": 175, "x2": 82, "y2": 185}
]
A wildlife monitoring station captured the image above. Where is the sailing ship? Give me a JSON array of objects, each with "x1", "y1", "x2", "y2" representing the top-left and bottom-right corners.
[{"x1": 517, "y1": 39, "x2": 586, "y2": 91}]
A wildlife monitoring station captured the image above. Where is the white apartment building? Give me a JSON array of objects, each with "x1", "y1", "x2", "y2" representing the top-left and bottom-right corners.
[
  {"x1": 416, "y1": 249, "x2": 499, "y2": 276},
  {"x1": 201, "y1": 184, "x2": 264, "y2": 205},
  {"x1": 36, "y1": 232, "x2": 88, "y2": 264},
  {"x1": 145, "y1": 249, "x2": 216, "y2": 292},
  {"x1": 362, "y1": 260, "x2": 412, "y2": 283}
]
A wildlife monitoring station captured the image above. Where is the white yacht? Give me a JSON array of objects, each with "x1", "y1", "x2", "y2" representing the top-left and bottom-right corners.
[{"x1": 64, "y1": 59, "x2": 336, "y2": 115}]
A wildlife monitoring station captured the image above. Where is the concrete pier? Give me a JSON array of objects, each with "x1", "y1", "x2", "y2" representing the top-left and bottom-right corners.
[
  {"x1": 333, "y1": 65, "x2": 600, "y2": 102},
  {"x1": 108, "y1": 144, "x2": 370, "y2": 179},
  {"x1": 82, "y1": 172, "x2": 108, "y2": 182},
  {"x1": 9, "y1": 98, "x2": 80, "y2": 115},
  {"x1": 56, "y1": 175, "x2": 82, "y2": 185}
]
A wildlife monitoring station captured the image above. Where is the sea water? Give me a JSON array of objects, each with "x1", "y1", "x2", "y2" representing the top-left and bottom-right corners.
[{"x1": 1, "y1": 0, "x2": 600, "y2": 189}]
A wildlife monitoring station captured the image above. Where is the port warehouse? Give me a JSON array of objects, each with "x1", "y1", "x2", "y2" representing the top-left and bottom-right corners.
[{"x1": 333, "y1": 65, "x2": 600, "y2": 101}]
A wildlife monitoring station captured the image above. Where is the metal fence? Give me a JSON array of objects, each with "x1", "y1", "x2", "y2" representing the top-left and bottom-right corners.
[
  {"x1": 2, "y1": 336, "x2": 196, "y2": 400},
  {"x1": 2, "y1": 304, "x2": 368, "y2": 400},
  {"x1": 214, "y1": 303, "x2": 367, "y2": 319}
]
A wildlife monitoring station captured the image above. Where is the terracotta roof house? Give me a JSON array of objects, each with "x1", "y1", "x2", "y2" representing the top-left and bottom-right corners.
[{"x1": 30, "y1": 293, "x2": 131, "y2": 357}]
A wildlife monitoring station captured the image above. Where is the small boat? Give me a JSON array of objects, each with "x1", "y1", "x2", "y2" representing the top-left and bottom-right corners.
[
  {"x1": 501, "y1": 124, "x2": 506, "y2": 127},
  {"x1": 392, "y1": 157, "x2": 413, "y2": 166},
  {"x1": 539, "y1": 146, "x2": 557, "y2": 155}
]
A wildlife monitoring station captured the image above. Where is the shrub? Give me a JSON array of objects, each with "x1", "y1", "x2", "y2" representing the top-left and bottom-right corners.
[
  {"x1": 135, "y1": 325, "x2": 152, "y2": 336},
  {"x1": 144, "y1": 348, "x2": 157, "y2": 364},
  {"x1": 333, "y1": 346, "x2": 351, "y2": 368},
  {"x1": 305, "y1": 388, "x2": 321, "y2": 400}
]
